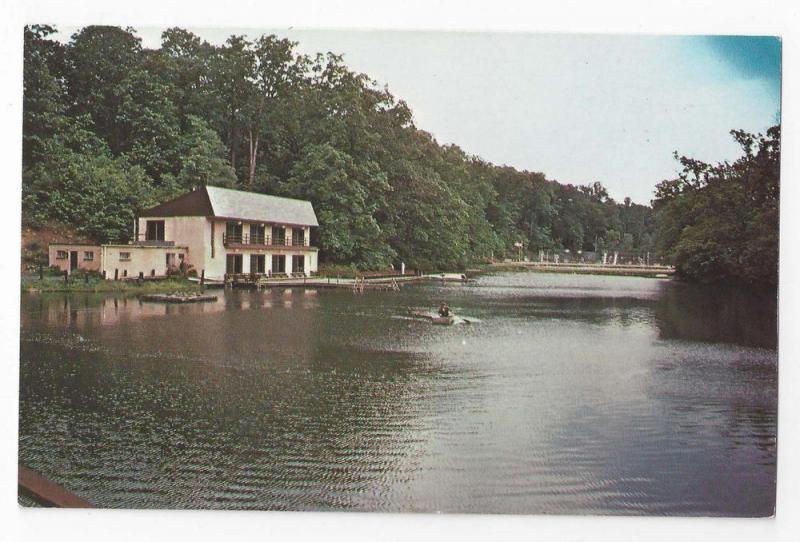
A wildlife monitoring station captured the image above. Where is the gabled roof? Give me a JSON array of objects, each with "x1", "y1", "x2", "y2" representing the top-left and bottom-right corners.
[{"x1": 139, "y1": 186, "x2": 319, "y2": 227}]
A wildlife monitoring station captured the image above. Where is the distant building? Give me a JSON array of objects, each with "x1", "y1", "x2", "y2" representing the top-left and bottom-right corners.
[{"x1": 49, "y1": 186, "x2": 319, "y2": 280}]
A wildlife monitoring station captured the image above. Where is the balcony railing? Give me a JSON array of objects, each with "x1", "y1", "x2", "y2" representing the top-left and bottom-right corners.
[
  {"x1": 223, "y1": 233, "x2": 310, "y2": 247},
  {"x1": 132, "y1": 234, "x2": 175, "y2": 247}
]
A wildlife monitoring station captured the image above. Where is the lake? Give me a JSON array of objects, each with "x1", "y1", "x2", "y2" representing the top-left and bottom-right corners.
[{"x1": 18, "y1": 272, "x2": 778, "y2": 515}]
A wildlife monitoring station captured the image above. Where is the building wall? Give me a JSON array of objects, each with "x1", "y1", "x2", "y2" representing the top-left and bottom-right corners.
[
  {"x1": 137, "y1": 215, "x2": 207, "y2": 268},
  {"x1": 100, "y1": 245, "x2": 188, "y2": 279},
  {"x1": 135, "y1": 217, "x2": 318, "y2": 280},
  {"x1": 205, "y1": 219, "x2": 227, "y2": 279},
  {"x1": 48, "y1": 244, "x2": 102, "y2": 274}
]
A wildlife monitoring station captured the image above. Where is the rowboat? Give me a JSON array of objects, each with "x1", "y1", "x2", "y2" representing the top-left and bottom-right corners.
[
  {"x1": 431, "y1": 315, "x2": 455, "y2": 325},
  {"x1": 410, "y1": 310, "x2": 456, "y2": 325}
]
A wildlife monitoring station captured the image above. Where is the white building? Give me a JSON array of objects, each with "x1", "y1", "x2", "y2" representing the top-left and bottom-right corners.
[{"x1": 49, "y1": 186, "x2": 319, "y2": 280}]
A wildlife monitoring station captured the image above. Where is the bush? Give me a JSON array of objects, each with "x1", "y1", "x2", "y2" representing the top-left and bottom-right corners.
[{"x1": 317, "y1": 262, "x2": 360, "y2": 278}]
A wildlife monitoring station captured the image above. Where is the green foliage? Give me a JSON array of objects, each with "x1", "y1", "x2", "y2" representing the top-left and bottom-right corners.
[
  {"x1": 171, "y1": 115, "x2": 237, "y2": 188},
  {"x1": 22, "y1": 123, "x2": 156, "y2": 242},
  {"x1": 653, "y1": 126, "x2": 779, "y2": 287},
  {"x1": 279, "y1": 143, "x2": 394, "y2": 269},
  {"x1": 22, "y1": 25, "x2": 660, "y2": 271}
]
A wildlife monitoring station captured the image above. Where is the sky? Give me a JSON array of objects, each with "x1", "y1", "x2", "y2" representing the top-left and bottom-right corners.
[{"x1": 57, "y1": 28, "x2": 782, "y2": 204}]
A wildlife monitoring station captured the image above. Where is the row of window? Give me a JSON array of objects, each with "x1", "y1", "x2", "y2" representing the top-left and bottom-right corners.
[
  {"x1": 55, "y1": 250, "x2": 94, "y2": 261},
  {"x1": 225, "y1": 222, "x2": 306, "y2": 245},
  {"x1": 56, "y1": 250, "x2": 184, "y2": 264},
  {"x1": 226, "y1": 254, "x2": 305, "y2": 274},
  {"x1": 144, "y1": 219, "x2": 308, "y2": 243}
]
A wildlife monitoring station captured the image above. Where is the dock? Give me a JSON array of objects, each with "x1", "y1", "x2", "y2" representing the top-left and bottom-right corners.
[
  {"x1": 490, "y1": 261, "x2": 675, "y2": 278},
  {"x1": 221, "y1": 274, "x2": 427, "y2": 290},
  {"x1": 18, "y1": 465, "x2": 94, "y2": 508},
  {"x1": 139, "y1": 293, "x2": 218, "y2": 303}
]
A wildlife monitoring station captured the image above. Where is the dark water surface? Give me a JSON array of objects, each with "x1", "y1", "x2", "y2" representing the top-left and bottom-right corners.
[{"x1": 19, "y1": 273, "x2": 777, "y2": 515}]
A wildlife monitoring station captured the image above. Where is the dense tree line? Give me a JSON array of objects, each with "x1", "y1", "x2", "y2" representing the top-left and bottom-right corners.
[
  {"x1": 653, "y1": 126, "x2": 780, "y2": 287},
  {"x1": 22, "y1": 25, "x2": 657, "y2": 271}
]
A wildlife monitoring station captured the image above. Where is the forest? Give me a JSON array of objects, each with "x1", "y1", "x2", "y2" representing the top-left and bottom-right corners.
[
  {"x1": 21, "y1": 25, "x2": 778, "y2": 286},
  {"x1": 653, "y1": 126, "x2": 780, "y2": 288},
  {"x1": 22, "y1": 25, "x2": 659, "y2": 272}
]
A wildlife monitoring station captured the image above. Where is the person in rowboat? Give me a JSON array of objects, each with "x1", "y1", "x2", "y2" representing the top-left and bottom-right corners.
[{"x1": 438, "y1": 302, "x2": 451, "y2": 318}]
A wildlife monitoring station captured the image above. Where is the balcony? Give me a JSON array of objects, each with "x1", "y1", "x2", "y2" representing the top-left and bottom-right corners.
[
  {"x1": 223, "y1": 233, "x2": 311, "y2": 248},
  {"x1": 132, "y1": 234, "x2": 175, "y2": 247}
]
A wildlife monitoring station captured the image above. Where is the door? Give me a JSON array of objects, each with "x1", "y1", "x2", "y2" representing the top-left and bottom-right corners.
[
  {"x1": 291, "y1": 228, "x2": 305, "y2": 246},
  {"x1": 271, "y1": 254, "x2": 285, "y2": 273},
  {"x1": 272, "y1": 226, "x2": 286, "y2": 246},
  {"x1": 250, "y1": 254, "x2": 265, "y2": 274},
  {"x1": 251, "y1": 224, "x2": 265, "y2": 245},
  {"x1": 226, "y1": 221, "x2": 243, "y2": 244},
  {"x1": 226, "y1": 254, "x2": 243, "y2": 274},
  {"x1": 69, "y1": 251, "x2": 78, "y2": 272},
  {"x1": 292, "y1": 255, "x2": 305, "y2": 274}
]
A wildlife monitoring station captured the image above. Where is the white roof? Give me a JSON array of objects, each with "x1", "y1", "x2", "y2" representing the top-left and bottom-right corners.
[{"x1": 205, "y1": 186, "x2": 319, "y2": 227}]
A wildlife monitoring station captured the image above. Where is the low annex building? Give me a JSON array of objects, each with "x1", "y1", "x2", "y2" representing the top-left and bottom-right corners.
[{"x1": 49, "y1": 186, "x2": 319, "y2": 280}]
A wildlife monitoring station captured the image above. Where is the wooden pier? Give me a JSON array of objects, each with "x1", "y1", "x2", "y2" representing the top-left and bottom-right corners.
[
  {"x1": 18, "y1": 465, "x2": 94, "y2": 508},
  {"x1": 139, "y1": 293, "x2": 218, "y2": 303},
  {"x1": 490, "y1": 261, "x2": 675, "y2": 278},
  {"x1": 222, "y1": 274, "x2": 425, "y2": 291}
]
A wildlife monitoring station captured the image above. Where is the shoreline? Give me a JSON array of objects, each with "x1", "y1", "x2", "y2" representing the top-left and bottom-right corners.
[
  {"x1": 487, "y1": 261, "x2": 674, "y2": 278},
  {"x1": 21, "y1": 276, "x2": 203, "y2": 294}
]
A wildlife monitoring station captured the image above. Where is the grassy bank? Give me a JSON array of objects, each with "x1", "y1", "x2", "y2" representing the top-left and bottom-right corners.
[{"x1": 22, "y1": 275, "x2": 202, "y2": 294}]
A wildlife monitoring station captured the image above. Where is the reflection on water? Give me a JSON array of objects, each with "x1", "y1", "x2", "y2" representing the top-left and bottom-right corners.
[{"x1": 19, "y1": 273, "x2": 777, "y2": 515}]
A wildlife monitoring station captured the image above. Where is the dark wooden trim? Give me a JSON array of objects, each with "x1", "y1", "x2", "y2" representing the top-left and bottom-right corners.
[
  {"x1": 138, "y1": 187, "x2": 214, "y2": 217},
  {"x1": 18, "y1": 465, "x2": 94, "y2": 508}
]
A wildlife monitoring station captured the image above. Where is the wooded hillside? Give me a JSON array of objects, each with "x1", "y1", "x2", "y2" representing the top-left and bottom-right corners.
[{"x1": 22, "y1": 25, "x2": 698, "y2": 272}]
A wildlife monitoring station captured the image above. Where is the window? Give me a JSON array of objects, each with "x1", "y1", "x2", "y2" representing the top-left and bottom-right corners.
[
  {"x1": 56, "y1": 250, "x2": 68, "y2": 260},
  {"x1": 166, "y1": 253, "x2": 176, "y2": 267},
  {"x1": 119, "y1": 252, "x2": 131, "y2": 261},
  {"x1": 272, "y1": 254, "x2": 286, "y2": 273},
  {"x1": 145, "y1": 220, "x2": 165, "y2": 241},
  {"x1": 292, "y1": 255, "x2": 305, "y2": 273},
  {"x1": 178, "y1": 253, "x2": 185, "y2": 261},
  {"x1": 83, "y1": 251, "x2": 94, "y2": 261}
]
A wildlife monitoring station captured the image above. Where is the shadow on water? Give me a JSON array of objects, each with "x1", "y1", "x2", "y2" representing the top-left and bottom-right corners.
[{"x1": 653, "y1": 281, "x2": 777, "y2": 349}]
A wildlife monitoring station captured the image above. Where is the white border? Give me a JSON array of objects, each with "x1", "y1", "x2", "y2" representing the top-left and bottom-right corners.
[{"x1": 1, "y1": 1, "x2": 798, "y2": 541}]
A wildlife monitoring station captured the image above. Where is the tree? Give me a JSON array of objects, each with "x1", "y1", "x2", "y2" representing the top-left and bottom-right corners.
[
  {"x1": 244, "y1": 36, "x2": 307, "y2": 186},
  {"x1": 279, "y1": 143, "x2": 394, "y2": 268},
  {"x1": 23, "y1": 25, "x2": 68, "y2": 167},
  {"x1": 653, "y1": 126, "x2": 779, "y2": 286},
  {"x1": 65, "y1": 26, "x2": 143, "y2": 153},
  {"x1": 171, "y1": 115, "x2": 237, "y2": 189}
]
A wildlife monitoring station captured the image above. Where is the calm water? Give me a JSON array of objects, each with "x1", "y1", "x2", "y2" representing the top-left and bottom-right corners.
[{"x1": 19, "y1": 273, "x2": 778, "y2": 515}]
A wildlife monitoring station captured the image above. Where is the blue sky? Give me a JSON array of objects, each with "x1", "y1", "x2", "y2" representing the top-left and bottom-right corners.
[{"x1": 56, "y1": 29, "x2": 783, "y2": 204}]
